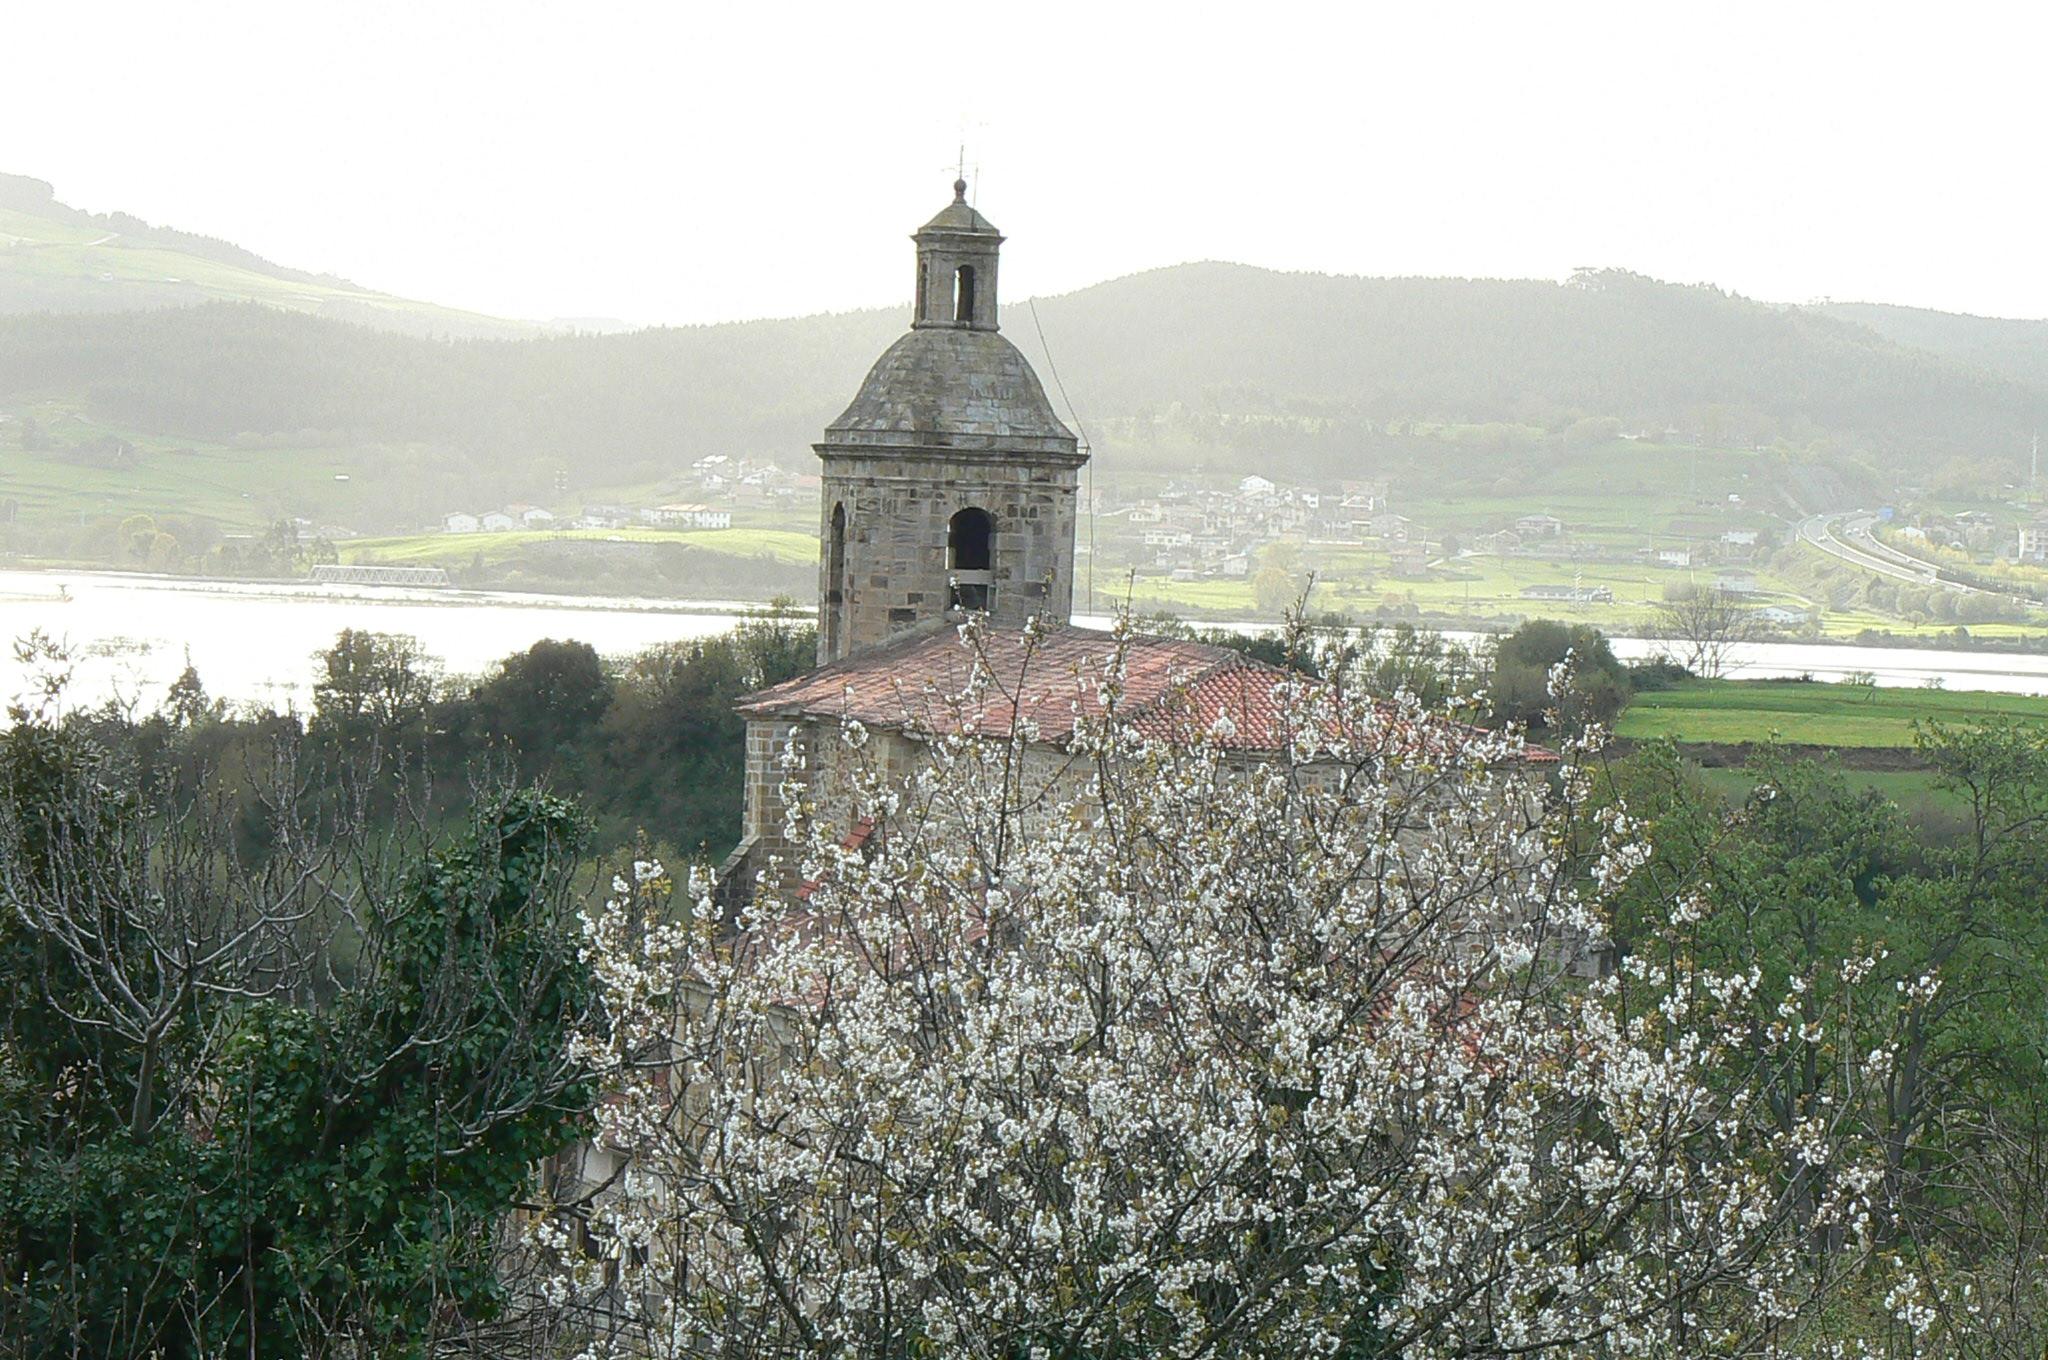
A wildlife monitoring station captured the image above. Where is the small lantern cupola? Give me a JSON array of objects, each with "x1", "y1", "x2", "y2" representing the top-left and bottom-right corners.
[
  {"x1": 811, "y1": 180, "x2": 1083, "y2": 666},
  {"x1": 913, "y1": 179, "x2": 1003, "y2": 332}
]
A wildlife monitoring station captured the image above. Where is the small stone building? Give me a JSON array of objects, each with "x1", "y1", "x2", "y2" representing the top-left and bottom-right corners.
[
  {"x1": 717, "y1": 182, "x2": 1298, "y2": 895},
  {"x1": 721, "y1": 184, "x2": 1549, "y2": 901}
]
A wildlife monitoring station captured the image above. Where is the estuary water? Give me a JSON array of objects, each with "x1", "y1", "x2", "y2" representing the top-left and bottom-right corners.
[{"x1": 4, "y1": 568, "x2": 2048, "y2": 715}]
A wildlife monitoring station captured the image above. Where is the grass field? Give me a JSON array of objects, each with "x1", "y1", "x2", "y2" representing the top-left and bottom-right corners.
[
  {"x1": 1615, "y1": 679, "x2": 2048, "y2": 748},
  {"x1": 1695, "y1": 766, "x2": 1970, "y2": 817},
  {"x1": 1, "y1": 420, "x2": 371, "y2": 532},
  {"x1": 343, "y1": 526, "x2": 819, "y2": 568}
]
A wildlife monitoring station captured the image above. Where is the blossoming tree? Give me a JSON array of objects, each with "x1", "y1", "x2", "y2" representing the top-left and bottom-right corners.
[{"x1": 549, "y1": 622, "x2": 1917, "y2": 1358}]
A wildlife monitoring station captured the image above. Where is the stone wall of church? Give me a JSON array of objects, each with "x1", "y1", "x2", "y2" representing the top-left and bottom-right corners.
[
  {"x1": 817, "y1": 452, "x2": 1078, "y2": 663},
  {"x1": 741, "y1": 718, "x2": 807, "y2": 865}
]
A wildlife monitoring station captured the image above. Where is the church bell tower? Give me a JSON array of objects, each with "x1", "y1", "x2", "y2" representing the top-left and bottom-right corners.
[{"x1": 812, "y1": 181, "x2": 1087, "y2": 665}]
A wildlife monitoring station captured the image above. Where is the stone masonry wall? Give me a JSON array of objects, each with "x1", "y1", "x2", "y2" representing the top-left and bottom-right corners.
[{"x1": 817, "y1": 452, "x2": 1078, "y2": 663}]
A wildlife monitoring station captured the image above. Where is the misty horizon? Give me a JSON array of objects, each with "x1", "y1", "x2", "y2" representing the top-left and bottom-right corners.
[
  {"x1": 10, "y1": 2, "x2": 2048, "y2": 327},
  {"x1": 16, "y1": 164, "x2": 2048, "y2": 333}
]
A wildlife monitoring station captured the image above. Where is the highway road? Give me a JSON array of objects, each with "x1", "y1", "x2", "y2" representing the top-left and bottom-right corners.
[{"x1": 1800, "y1": 512, "x2": 1953, "y2": 589}]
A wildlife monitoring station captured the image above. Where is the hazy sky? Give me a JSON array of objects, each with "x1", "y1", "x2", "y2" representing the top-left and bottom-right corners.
[{"x1": 8, "y1": 1, "x2": 2046, "y2": 326}]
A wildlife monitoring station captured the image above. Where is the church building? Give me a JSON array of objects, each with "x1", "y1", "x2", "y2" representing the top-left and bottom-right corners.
[{"x1": 724, "y1": 183, "x2": 1350, "y2": 896}]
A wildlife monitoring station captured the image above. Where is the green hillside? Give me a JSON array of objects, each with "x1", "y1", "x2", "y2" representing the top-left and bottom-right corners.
[
  {"x1": 1818, "y1": 301, "x2": 2048, "y2": 396},
  {"x1": 0, "y1": 174, "x2": 536, "y2": 339},
  {"x1": 6, "y1": 267, "x2": 2045, "y2": 495},
  {"x1": 5, "y1": 180, "x2": 2048, "y2": 626}
]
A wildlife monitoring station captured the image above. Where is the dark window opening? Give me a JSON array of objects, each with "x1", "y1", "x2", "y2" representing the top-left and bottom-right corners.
[
  {"x1": 953, "y1": 265, "x2": 977, "y2": 324},
  {"x1": 915, "y1": 260, "x2": 928, "y2": 319},
  {"x1": 948, "y1": 507, "x2": 992, "y2": 570},
  {"x1": 825, "y1": 502, "x2": 847, "y2": 655},
  {"x1": 948, "y1": 506, "x2": 994, "y2": 611}
]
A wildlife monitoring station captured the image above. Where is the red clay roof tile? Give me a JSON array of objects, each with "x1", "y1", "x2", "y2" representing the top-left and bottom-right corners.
[{"x1": 736, "y1": 622, "x2": 1557, "y2": 762}]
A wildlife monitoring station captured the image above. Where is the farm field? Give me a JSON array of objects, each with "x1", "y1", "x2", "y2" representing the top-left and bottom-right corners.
[
  {"x1": 1615, "y1": 678, "x2": 2048, "y2": 748},
  {"x1": 1108, "y1": 547, "x2": 2046, "y2": 641},
  {"x1": 0, "y1": 408, "x2": 378, "y2": 532}
]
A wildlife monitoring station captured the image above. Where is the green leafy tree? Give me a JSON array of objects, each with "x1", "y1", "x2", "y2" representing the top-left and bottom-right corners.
[
  {"x1": 1590, "y1": 733, "x2": 2048, "y2": 1342},
  {"x1": 1487, "y1": 619, "x2": 1630, "y2": 732},
  {"x1": 461, "y1": 637, "x2": 614, "y2": 782},
  {"x1": 311, "y1": 628, "x2": 440, "y2": 755},
  {"x1": 0, "y1": 720, "x2": 596, "y2": 1359}
]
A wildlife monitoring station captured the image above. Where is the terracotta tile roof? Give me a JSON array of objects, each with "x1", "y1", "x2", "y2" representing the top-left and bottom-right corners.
[
  {"x1": 736, "y1": 621, "x2": 1557, "y2": 762},
  {"x1": 736, "y1": 622, "x2": 1294, "y2": 749}
]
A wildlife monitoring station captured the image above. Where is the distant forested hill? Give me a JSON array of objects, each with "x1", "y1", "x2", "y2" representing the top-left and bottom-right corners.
[
  {"x1": 5, "y1": 265, "x2": 2044, "y2": 491},
  {"x1": 1818, "y1": 301, "x2": 2048, "y2": 398},
  {"x1": 1015, "y1": 266, "x2": 2046, "y2": 467}
]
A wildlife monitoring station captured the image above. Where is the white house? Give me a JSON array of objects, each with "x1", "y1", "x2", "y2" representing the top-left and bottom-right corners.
[
  {"x1": 645, "y1": 503, "x2": 734, "y2": 530},
  {"x1": 2017, "y1": 517, "x2": 2048, "y2": 562},
  {"x1": 1515, "y1": 513, "x2": 1564, "y2": 538},
  {"x1": 1238, "y1": 475, "x2": 1277, "y2": 498},
  {"x1": 1474, "y1": 530, "x2": 1523, "y2": 554},
  {"x1": 442, "y1": 512, "x2": 480, "y2": 534},
  {"x1": 1657, "y1": 548, "x2": 1692, "y2": 568},
  {"x1": 519, "y1": 507, "x2": 557, "y2": 527},
  {"x1": 480, "y1": 511, "x2": 518, "y2": 533}
]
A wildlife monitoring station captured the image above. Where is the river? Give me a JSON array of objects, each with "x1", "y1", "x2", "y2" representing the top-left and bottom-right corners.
[{"x1": 5, "y1": 569, "x2": 2048, "y2": 714}]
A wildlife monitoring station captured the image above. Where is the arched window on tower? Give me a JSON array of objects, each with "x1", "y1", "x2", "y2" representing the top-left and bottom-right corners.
[
  {"x1": 826, "y1": 502, "x2": 848, "y2": 656},
  {"x1": 953, "y1": 265, "x2": 976, "y2": 325},
  {"x1": 947, "y1": 507, "x2": 993, "y2": 611}
]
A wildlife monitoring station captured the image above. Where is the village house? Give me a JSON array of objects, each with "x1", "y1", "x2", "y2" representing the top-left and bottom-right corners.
[
  {"x1": 1520, "y1": 583, "x2": 1614, "y2": 603},
  {"x1": 643, "y1": 503, "x2": 734, "y2": 530},
  {"x1": 442, "y1": 511, "x2": 479, "y2": 534},
  {"x1": 1714, "y1": 570, "x2": 1759, "y2": 595},
  {"x1": 2018, "y1": 516, "x2": 2048, "y2": 563},
  {"x1": 1474, "y1": 529, "x2": 1523, "y2": 555}
]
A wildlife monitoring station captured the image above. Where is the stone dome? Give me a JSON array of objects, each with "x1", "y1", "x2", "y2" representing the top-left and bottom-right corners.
[
  {"x1": 919, "y1": 190, "x2": 999, "y2": 236},
  {"x1": 821, "y1": 326, "x2": 1079, "y2": 458}
]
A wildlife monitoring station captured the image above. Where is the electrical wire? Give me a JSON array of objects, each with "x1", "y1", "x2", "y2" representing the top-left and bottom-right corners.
[{"x1": 1027, "y1": 296, "x2": 1095, "y2": 616}]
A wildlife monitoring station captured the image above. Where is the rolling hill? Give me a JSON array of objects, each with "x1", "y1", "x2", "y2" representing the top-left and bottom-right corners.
[
  {"x1": 6, "y1": 170, "x2": 2048, "y2": 568},
  {"x1": 0, "y1": 173, "x2": 538, "y2": 339},
  {"x1": 1818, "y1": 301, "x2": 2048, "y2": 399},
  {"x1": 4, "y1": 265, "x2": 2044, "y2": 485}
]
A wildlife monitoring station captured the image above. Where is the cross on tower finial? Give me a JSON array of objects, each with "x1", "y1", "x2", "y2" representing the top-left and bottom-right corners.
[{"x1": 955, "y1": 144, "x2": 968, "y2": 201}]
